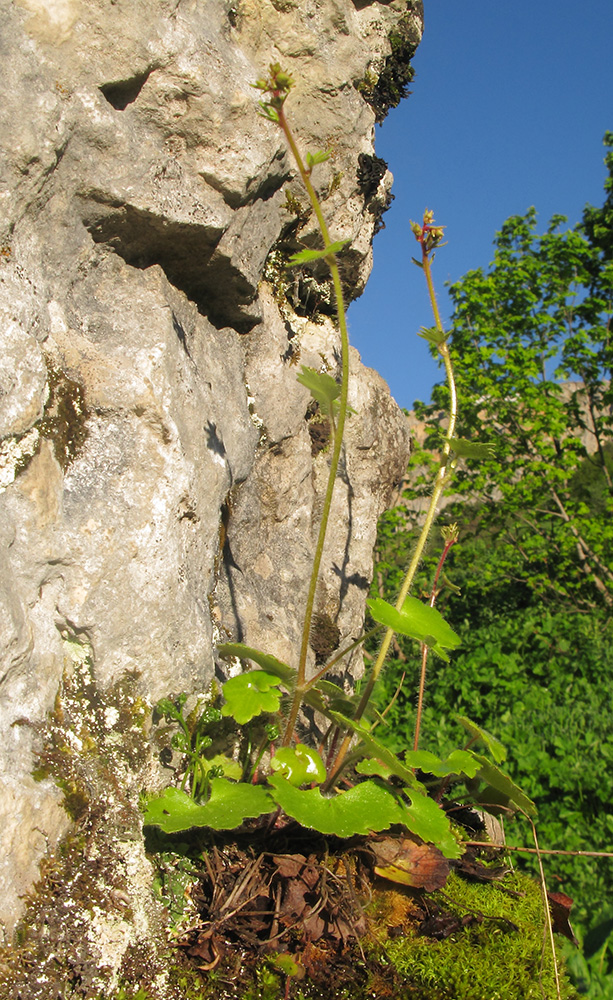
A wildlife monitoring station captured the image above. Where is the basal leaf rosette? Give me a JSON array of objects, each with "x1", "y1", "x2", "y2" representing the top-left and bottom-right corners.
[
  {"x1": 268, "y1": 773, "x2": 405, "y2": 838},
  {"x1": 267, "y1": 768, "x2": 461, "y2": 857}
]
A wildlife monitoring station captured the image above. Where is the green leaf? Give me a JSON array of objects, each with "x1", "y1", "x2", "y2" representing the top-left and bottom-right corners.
[
  {"x1": 403, "y1": 748, "x2": 481, "y2": 779},
  {"x1": 471, "y1": 755, "x2": 537, "y2": 816},
  {"x1": 297, "y1": 366, "x2": 340, "y2": 414},
  {"x1": 288, "y1": 239, "x2": 349, "y2": 266},
  {"x1": 455, "y1": 715, "x2": 507, "y2": 764},
  {"x1": 268, "y1": 774, "x2": 404, "y2": 837},
  {"x1": 203, "y1": 754, "x2": 243, "y2": 781},
  {"x1": 417, "y1": 325, "x2": 448, "y2": 346},
  {"x1": 306, "y1": 149, "x2": 331, "y2": 169},
  {"x1": 270, "y1": 744, "x2": 327, "y2": 786},
  {"x1": 143, "y1": 780, "x2": 275, "y2": 833},
  {"x1": 268, "y1": 954, "x2": 302, "y2": 977},
  {"x1": 155, "y1": 694, "x2": 187, "y2": 723},
  {"x1": 355, "y1": 758, "x2": 394, "y2": 780},
  {"x1": 396, "y1": 791, "x2": 463, "y2": 859},
  {"x1": 268, "y1": 772, "x2": 460, "y2": 857},
  {"x1": 257, "y1": 102, "x2": 279, "y2": 123},
  {"x1": 217, "y1": 643, "x2": 296, "y2": 686},
  {"x1": 366, "y1": 596, "x2": 461, "y2": 661},
  {"x1": 449, "y1": 437, "x2": 496, "y2": 460},
  {"x1": 328, "y1": 711, "x2": 421, "y2": 788},
  {"x1": 221, "y1": 671, "x2": 283, "y2": 724}
]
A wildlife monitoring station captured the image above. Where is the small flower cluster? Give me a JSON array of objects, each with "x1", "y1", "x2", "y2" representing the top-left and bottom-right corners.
[
  {"x1": 411, "y1": 209, "x2": 446, "y2": 255},
  {"x1": 253, "y1": 62, "x2": 294, "y2": 122}
]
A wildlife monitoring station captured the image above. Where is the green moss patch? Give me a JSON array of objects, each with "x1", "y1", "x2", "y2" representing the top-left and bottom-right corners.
[{"x1": 370, "y1": 870, "x2": 578, "y2": 1000}]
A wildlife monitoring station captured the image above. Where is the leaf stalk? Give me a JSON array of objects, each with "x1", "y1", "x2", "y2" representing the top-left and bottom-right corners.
[
  {"x1": 324, "y1": 213, "x2": 458, "y2": 788},
  {"x1": 271, "y1": 104, "x2": 350, "y2": 744}
]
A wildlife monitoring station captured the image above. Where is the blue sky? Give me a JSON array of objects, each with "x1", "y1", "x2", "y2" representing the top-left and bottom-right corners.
[{"x1": 347, "y1": 0, "x2": 613, "y2": 410}]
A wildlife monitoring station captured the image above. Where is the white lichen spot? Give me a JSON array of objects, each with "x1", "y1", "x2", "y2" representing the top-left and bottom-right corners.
[
  {"x1": 0, "y1": 427, "x2": 40, "y2": 492},
  {"x1": 61, "y1": 633, "x2": 92, "y2": 668},
  {"x1": 64, "y1": 729, "x2": 83, "y2": 752},
  {"x1": 226, "y1": 655, "x2": 243, "y2": 679},
  {"x1": 244, "y1": 381, "x2": 264, "y2": 431},
  {"x1": 104, "y1": 706, "x2": 120, "y2": 729},
  {"x1": 88, "y1": 906, "x2": 134, "y2": 984},
  {"x1": 47, "y1": 300, "x2": 68, "y2": 335},
  {"x1": 18, "y1": 0, "x2": 78, "y2": 44}
]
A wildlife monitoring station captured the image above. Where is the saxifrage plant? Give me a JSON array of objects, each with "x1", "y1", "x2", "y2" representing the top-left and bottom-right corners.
[{"x1": 143, "y1": 64, "x2": 534, "y2": 858}]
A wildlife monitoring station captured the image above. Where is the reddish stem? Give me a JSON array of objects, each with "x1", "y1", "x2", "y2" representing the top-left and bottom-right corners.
[{"x1": 413, "y1": 534, "x2": 457, "y2": 752}]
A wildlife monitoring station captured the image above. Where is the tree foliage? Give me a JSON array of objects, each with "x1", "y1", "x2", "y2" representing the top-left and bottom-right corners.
[{"x1": 414, "y1": 132, "x2": 613, "y2": 611}]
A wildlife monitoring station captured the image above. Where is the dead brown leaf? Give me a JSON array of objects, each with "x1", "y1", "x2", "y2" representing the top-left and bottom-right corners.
[{"x1": 371, "y1": 833, "x2": 450, "y2": 892}]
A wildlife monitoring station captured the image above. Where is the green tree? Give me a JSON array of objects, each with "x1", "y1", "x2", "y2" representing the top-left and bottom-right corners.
[{"x1": 414, "y1": 133, "x2": 613, "y2": 611}]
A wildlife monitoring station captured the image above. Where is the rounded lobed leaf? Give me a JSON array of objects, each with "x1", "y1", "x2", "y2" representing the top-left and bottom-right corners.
[
  {"x1": 270, "y1": 744, "x2": 327, "y2": 786},
  {"x1": 221, "y1": 670, "x2": 282, "y2": 724},
  {"x1": 268, "y1": 774, "x2": 405, "y2": 837},
  {"x1": 204, "y1": 753, "x2": 243, "y2": 781},
  {"x1": 367, "y1": 596, "x2": 460, "y2": 660},
  {"x1": 403, "y1": 748, "x2": 481, "y2": 779},
  {"x1": 143, "y1": 780, "x2": 275, "y2": 833},
  {"x1": 396, "y1": 791, "x2": 463, "y2": 859}
]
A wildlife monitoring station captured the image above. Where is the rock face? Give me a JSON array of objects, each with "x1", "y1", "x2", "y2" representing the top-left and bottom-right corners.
[{"x1": 0, "y1": 0, "x2": 420, "y2": 990}]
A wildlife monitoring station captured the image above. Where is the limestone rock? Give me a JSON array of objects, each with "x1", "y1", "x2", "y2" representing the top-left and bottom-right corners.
[{"x1": 0, "y1": 0, "x2": 421, "y2": 987}]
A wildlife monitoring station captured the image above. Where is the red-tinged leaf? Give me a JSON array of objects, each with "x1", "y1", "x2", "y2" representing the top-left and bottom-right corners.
[
  {"x1": 371, "y1": 833, "x2": 450, "y2": 892},
  {"x1": 548, "y1": 891, "x2": 578, "y2": 946}
]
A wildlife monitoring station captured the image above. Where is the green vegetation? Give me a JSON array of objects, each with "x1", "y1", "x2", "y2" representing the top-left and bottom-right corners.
[
  {"x1": 357, "y1": 13, "x2": 419, "y2": 123},
  {"x1": 136, "y1": 64, "x2": 582, "y2": 998},
  {"x1": 11, "y1": 63, "x2": 597, "y2": 1000},
  {"x1": 377, "y1": 871, "x2": 574, "y2": 1000},
  {"x1": 372, "y1": 134, "x2": 613, "y2": 996}
]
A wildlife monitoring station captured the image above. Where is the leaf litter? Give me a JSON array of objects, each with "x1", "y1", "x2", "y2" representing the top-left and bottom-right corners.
[{"x1": 168, "y1": 813, "x2": 516, "y2": 993}]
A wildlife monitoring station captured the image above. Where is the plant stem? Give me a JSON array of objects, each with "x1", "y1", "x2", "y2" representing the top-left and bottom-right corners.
[
  {"x1": 526, "y1": 815, "x2": 562, "y2": 1000},
  {"x1": 276, "y1": 105, "x2": 351, "y2": 745},
  {"x1": 413, "y1": 530, "x2": 457, "y2": 751},
  {"x1": 466, "y1": 842, "x2": 613, "y2": 858},
  {"x1": 303, "y1": 626, "x2": 382, "y2": 692},
  {"x1": 324, "y1": 216, "x2": 458, "y2": 788}
]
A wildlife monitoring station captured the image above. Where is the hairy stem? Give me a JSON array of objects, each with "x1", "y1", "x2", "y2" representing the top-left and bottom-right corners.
[
  {"x1": 325, "y1": 219, "x2": 458, "y2": 788},
  {"x1": 276, "y1": 105, "x2": 351, "y2": 744}
]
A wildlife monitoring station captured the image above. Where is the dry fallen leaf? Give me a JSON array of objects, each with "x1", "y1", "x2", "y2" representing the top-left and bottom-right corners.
[
  {"x1": 548, "y1": 891, "x2": 578, "y2": 946},
  {"x1": 371, "y1": 833, "x2": 450, "y2": 892}
]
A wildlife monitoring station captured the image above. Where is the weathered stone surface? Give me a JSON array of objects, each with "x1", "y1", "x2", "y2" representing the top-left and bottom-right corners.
[{"x1": 0, "y1": 0, "x2": 421, "y2": 986}]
